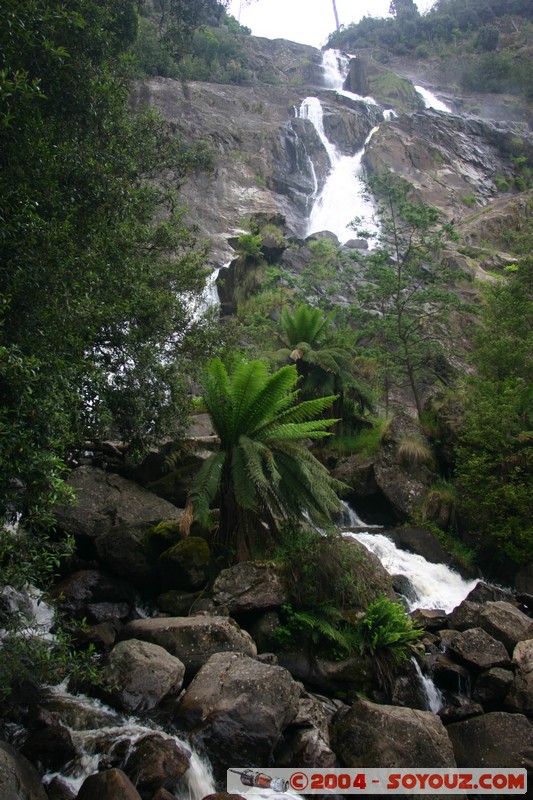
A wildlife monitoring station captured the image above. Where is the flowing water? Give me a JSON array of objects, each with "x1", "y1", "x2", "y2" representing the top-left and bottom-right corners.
[
  {"x1": 415, "y1": 85, "x2": 452, "y2": 113},
  {"x1": 296, "y1": 51, "x2": 380, "y2": 243}
]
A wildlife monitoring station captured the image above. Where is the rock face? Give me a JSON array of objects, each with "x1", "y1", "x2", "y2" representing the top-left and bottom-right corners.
[
  {"x1": 175, "y1": 652, "x2": 300, "y2": 777},
  {"x1": 448, "y1": 628, "x2": 512, "y2": 670},
  {"x1": 330, "y1": 699, "x2": 456, "y2": 767},
  {"x1": 119, "y1": 616, "x2": 257, "y2": 679},
  {"x1": 55, "y1": 467, "x2": 182, "y2": 585},
  {"x1": 478, "y1": 601, "x2": 533, "y2": 653}
]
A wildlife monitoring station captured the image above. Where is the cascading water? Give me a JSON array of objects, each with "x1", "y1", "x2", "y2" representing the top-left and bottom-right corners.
[
  {"x1": 415, "y1": 85, "x2": 452, "y2": 113},
  {"x1": 196, "y1": 261, "x2": 231, "y2": 318},
  {"x1": 343, "y1": 529, "x2": 478, "y2": 614},
  {"x1": 412, "y1": 658, "x2": 444, "y2": 713},
  {"x1": 295, "y1": 50, "x2": 380, "y2": 244}
]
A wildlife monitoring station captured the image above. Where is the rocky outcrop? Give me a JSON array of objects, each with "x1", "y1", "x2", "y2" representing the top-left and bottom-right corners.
[
  {"x1": 175, "y1": 652, "x2": 300, "y2": 778},
  {"x1": 448, "y1": 628, "x2": 512, "y2": 671},
  {"x1": 478, "y1": 601, "x2": 533, "y2": 653},
  {"x1": 119, "y1": 616, "x2": 257, "y2": 679}
]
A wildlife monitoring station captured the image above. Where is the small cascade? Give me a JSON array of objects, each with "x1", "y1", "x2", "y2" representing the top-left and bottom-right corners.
[
  {"x1": 298, "y1": 97, "x2": 337, "y2": 163},
  {"x1": 196, "y1": 261, "x2": 231, "y2": 318},
  {"x1": 345, "y1": 531, "x2": 478, "y2": 613},
  {"x1": 339, "y1": 501, "x2": 380, "y2": 530},
  {"x1": 412, "y1": 658, "x2": 444, "y2": 713},
  {"x1": 415, "y1": 85, "x2": 452, "y2": 113}
]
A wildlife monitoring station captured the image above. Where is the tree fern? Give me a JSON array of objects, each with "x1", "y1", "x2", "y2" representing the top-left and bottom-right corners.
[{"x1": 184, "y1": 358, "x2": 347, "y2": 561}]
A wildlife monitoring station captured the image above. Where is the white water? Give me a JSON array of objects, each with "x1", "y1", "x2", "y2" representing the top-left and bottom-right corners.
[
  {"x1": 295, "y1": 51, "x2": 380, "y2": 244},
  {"x1": 195, "y1": 260, "x2": 231, "y2": 317},
  {"x1": 412, "y1": 658, "x2": 444, "y2": 713},
  {"x1": 42, "y1": 684, "x2": 215, "y2": 798},
  {"x1": 344, "y1": 531, "x2": 478, "y2": 613},
  {"x1": 415, "y1": 85, "x2": 452, "y2": 113}
]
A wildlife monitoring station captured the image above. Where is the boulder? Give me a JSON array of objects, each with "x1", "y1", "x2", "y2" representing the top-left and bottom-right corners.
[
  {"x1": 478, "y1": 601, "x2": 533, "y2": 653},
  {"x1": 330, "y1": 699, "x2": 456, "y2": 767},
  {"x1": 448, "y1": 600, "x2": 482, "y2": 631},
  {"x1": 122, "y1": 734, "x2": 190, "y2": 800},
  {"x1": 505, "y1": 639, "x2": 533, "y2": 714},
  {"x1": 158, "y1": 537, "x2": 210, "y2": 591},
  {"x1": 212, "y1": 562, "x2": 288, "y2": 612},
  {"x1": 448, "y1": 628, "x2": 511, "y2": 670},
  {"x1": 277, "y1": 651, "x2": 372, "y2": 694},
  {"x1": 102, "y1": 639, "x2": 185, "y2": 713},
  {"x1": 175, "y1": 652, "x2": 300, "y2": 777},
  {"x1": 157, "y1": 591, "x2": 200, "y2": 617},
  {"x1": 465, "y1": 580, "x2": 515, "y2": 604},
  {"x1": 276, "y1": 727, "x2": 336, "y2": 768},
  {"x1": 473, "y1": 667, "x2": 514, "y2": 708},
  {"x1": 55, "y1": 467, "x2": 182, "y2": 584},
  {"x1": 77, "y1": 768, "x2": 141, "y2": 800},
  {"x1": 389, "y1": 527, "x2": 455, "y2": 566},
  {"x1": 0, "y1": 741, "x2": 48, "y2": 800},
  {"x1": 411, "y1": 609, "x2": 449, "y2": 630},
  {"x1": 447, "y1": 712, "x2": 533, "y2": 769},
  {"x1": 45, "y1": 777, "x2": 76, "y2": 800},
  {"x1": 119, "y1": 616, "x2": 257, "y2": 679},
  {"x1": 50, "y1": 570, "x2": 135, "y2": 623},
  {"x1": 20, "y1": 722, "x2": 76, "y2": 772}
]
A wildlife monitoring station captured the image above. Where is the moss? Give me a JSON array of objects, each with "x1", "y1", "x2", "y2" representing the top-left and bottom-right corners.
[
  {"x1": 144, "y1": 520, "x2": 183, "y2": 558},
  {"x1": 158, "y1": 536, "x2": 211, "y2": 591}
]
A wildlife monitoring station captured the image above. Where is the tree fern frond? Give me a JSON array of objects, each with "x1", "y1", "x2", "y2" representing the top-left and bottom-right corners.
[{"x1": 187, "y1": 450, "x2": 226, "y2": 525}]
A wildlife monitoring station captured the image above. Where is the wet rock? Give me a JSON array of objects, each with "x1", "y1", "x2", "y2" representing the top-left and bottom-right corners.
[
  {"x1": 473, "y1": 667, "x2": 514, "y2": 708},
  {"x1": 102, "y1": 639, "x2": 185, "y2": 713},
  {"x1": 247, "y1": 610, "x2": 281, "y2": 652},
  {"x1": 505, "y1": 639, "x2": 533, "y2": 714},
  {"x1": 0, "y1": 740, "x2": 48, "y2": 800},
  {"x1": 390, "y1": 661, "x2": 428, "y2": 710},
  {"x1": 438, "y1": 699, "x2": 484, "y2": 724},
  {"x1": 478, "y1": 601, "x2": 533, "y2": 653},
  {"x1": 150, "y1": 790, "x2": 178, "y2": 800},
  {"x1": 175, "y1": 652, "x2": 300, "y2": 779},
  {"x1": 331, "y1": 698, "x2": 456, "y2": 767},
  {"x1": 411, "y1": 608, "x2": 449, "y2": 630},
  {"x1": 276, "y1": 727, "x2": 336, "y2": 768},
  {"x1": 77, "y1": 768, "x2": 142, "y2": 800},
  {"x1": 389, "y1": 527, "x2": 454, "y2": 566},
  {"x1": 430, "y1": 654, "x2": 471, "y2": 694},
  {"x1": 50, "y1": 569, "x2": 136, "y2": 623},
  {"x1": 277, "y1": 650, "x2": 372, "y2": 694},
  {"x1": 212, "y1": 562, "x2": 288, "y2": 612},
  {"x1": 119, "y1": 615, "x2": 256, "y2": 680},
  {"x1": 448, "y1": 628, "x2": 512, "y2": 670},
  {"x1": 45, "y1": 776, "x2": 76, "y2": 800},
  {"x1": 447, "y1": 712, "x2": 533, "y2": 769},
  {"x1": 123, "y1": 734, "x2": 189, "y2": 800},
  {"x1": 392, "y1": 574, "x2": 419, "y2": 603},
  {"x1": 158, "y1": 537, "x2": 210, "y2": 591}
]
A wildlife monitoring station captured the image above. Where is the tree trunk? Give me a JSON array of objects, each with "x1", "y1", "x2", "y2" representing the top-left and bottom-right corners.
[{"x1": 331, "y1": 0, "x2": 340, "y2": 30}]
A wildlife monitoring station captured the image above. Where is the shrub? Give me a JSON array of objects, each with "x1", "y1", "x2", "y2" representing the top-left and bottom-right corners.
[{"x1": 397, "y1": 432, "x2": 434, "y2": 468}]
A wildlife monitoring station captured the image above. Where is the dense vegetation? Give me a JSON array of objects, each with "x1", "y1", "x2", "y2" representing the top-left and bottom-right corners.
[{"x1": 328, "y1": 0, "x2": 533, "y2": 100}]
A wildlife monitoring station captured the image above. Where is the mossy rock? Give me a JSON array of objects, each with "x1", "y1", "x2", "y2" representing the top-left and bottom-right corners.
[
  {"x1": 158, "y1": 536, "x2": 211, "y2": 591},
  {"x1": 145, "y1": 520, "x2": 183, "y2": 559}
]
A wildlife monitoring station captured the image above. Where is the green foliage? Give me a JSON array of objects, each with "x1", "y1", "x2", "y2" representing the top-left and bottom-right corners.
[
  {"x1": 352, "y1": 173, "x2": 458, "y2": 418},
  {"x1": 183, "y1": 358, "x2": 345, "y2": 561},
  {"x1": 329, "y1": 417, "x2": 391, "y2": 459},
  {"x1": 272, "y1": 602, "x2": 351, "y2": 653},
  {"x1": 455, "y1": 247, "x2": 533, "y2": 573},
  {"x1": 236, "y1": 232, "x2": 263, "y2": 259},
  {"x1": 397, "y1": 432, "x2": 435, "y2": 468},
  {"x1": 353, "y1": 595, "x2": 423, "y2": 691},
  {"x1": 0, "y1": 0, "x2": 218, "y2": 526}
]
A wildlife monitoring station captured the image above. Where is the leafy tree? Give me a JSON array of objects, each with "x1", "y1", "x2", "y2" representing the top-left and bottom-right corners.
[
  {"x1": 0, "y1": 0, "x2": 217, "y2": 528},
  {"x1": 152, "y1": 0, "x2": 228, "y2": 58},
  {"x1": 182, "y1": 358, "x2": 345, "y2": 561},
  {"x1": 455, "y1": 254, "x2": 533, "y2": 574},
  {"x1": 352, "y1": 174, "x2": 458, "y2": 418}
]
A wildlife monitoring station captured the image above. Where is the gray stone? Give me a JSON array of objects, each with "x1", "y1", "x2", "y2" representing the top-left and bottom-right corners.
[
  {"x1": 158, "y1": 537, "x2": 210, "y2": 591},
  {"x1": 123, "y1": 734, "x2": 189, "y2": 800},
  {"x1": 448, "y1": 600, "x2": 482, "y2": 631},
  {"x1": 473, "y1": 667, "x2": 514, "y2": 707},
  {"x1": 175, "y1": 652, "x2": 300, "y2": 776},
  {"x1": 119, "y1": 615, "x2": 257, "y2": 679},
  {"x1": 506, "y1": 639, "x2": 533, "y2": 714},
  {"x1": 102, "y1": 639, "x2": 185, "y2": 713},
  {"x1": 447, "y1": 712, "x2": 533, "y2": 769},
  {"x1": 77, "y1": 768, "x2": 141, "y2": 800},
  {"x1": 0, "y1": 741, "x2": 48, "y2": 800},
  {"x1": 448, "y1": 627, "x2": 511, "y2": 670},
  {"x1": 478, "y1": 601, "x2": 533, "y2": 653},
  {"x1": 331, "y1": 699, "x2": 456, "y2": 767},
  {"x1": 212, "y1": 562, "x2": 288, "y2": 612}
]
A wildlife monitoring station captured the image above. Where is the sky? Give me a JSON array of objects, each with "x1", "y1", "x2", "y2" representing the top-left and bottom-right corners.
[{"x1": 227, "y1": 0, "x2": 435, "y2": 49}]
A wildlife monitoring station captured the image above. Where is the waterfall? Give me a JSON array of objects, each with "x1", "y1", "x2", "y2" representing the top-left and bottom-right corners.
[
  {"x1": 412, "y1": 658, "x2": 444, "y2": 713},
  {"x1": 415, "y1": 85, "x2": 452, "y2": 113},
  {"x1": 343, "y1": 531, "x2": 478, "y2": 613},
  {"x1": 195, "y1": 261, "x2": 231, "y2": 319},
  {"x1": 297, "y1": 99, "x2": 378, "y2": 243}
]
